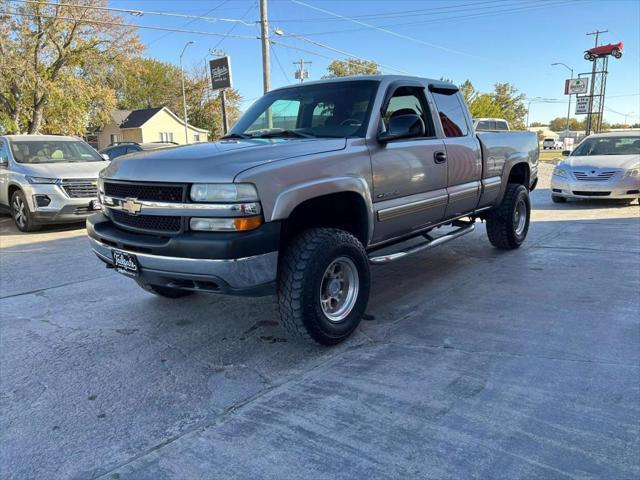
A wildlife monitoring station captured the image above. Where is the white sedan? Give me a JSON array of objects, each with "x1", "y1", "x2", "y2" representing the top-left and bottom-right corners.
[{"x1": 551, "y1": 131, "x2": 640, "y2": 204}]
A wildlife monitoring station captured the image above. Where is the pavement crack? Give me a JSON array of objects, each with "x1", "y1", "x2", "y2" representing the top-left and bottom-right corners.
[{"x1": 0, "y1": 274, "x2": 112, "y2": 300}]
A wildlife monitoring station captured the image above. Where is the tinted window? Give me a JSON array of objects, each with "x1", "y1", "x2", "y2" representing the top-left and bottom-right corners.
[
  {"x1": 495, "y1": 121, "x2": 509, "y2": 130},
  {"x1": 106, "y1": 146, "x2": 126, "y2": 158},
  {"x1": 431, "y1": 92, "x2": 469, "y2": 137},
  {"x1": 125, "y1": 146, "x2": 141, "y2": 154},
  {"x1": 382, "y1": 86, "x2": 434, "y2": 137},
  {"x1": 231, "y1": 80, "x2": 379, "y2": 138},
  {"x1": 0, "y1": 140, "x2": 9, "y2": 163},
  {"x1": 476, "y1": 121, "x2": 493, "y2": 131}
]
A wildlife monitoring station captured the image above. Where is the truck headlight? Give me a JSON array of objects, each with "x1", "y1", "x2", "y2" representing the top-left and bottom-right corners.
[
  {"x1": 26, "y1": 176, "x2": 58, "y2": 184},
  {"x1": 552, "y1": 166, "x2": 568, "y2": 178},
  {"x1": 190, "y1": 183, "x2": 258, "y2": 202},
  {"x1": 624, "y1": 165, "x2": 640, "y2": 178},
  {"x1": 190, "y1": 216, "x2": 263, "y2": 232}
]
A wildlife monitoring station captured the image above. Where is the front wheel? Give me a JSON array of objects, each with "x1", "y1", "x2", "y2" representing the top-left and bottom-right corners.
[
  {"x1": 485, "y1": 183, "x2": 531, "y2": 250},
  {"x1": 277, "y1": 228, "x2": 370, "y2": 345},
  {"x1": 11, "y1": 190, "x2": 41, "y2": 232}
]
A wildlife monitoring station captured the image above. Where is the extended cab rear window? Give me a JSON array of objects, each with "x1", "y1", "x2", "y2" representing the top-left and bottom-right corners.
[{"x1": 431, "y1": 91, "x2": 469, "y2": 137}]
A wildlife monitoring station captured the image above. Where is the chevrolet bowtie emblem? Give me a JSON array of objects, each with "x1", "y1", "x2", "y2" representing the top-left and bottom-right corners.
[{"x1": 122, "y1": 198, "x2": 142, "y2": 214}]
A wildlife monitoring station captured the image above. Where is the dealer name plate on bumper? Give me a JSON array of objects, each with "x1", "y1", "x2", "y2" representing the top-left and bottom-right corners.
[{"x1": 112, "y1": 250, "x2": 139, "y2": 276}]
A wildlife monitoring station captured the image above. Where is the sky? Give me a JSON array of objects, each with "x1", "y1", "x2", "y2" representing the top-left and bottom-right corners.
[{"x1": 111, "y1": 0, "x2": 640, "y2": 125}]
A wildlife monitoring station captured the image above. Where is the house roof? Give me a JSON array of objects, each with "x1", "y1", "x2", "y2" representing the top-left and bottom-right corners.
[
  {"x1": 119, "y1": 108, "x2": 163, "y2": 128},
  {"x1": 112, "y1": 107, "x2": 209, "y2": 133}
]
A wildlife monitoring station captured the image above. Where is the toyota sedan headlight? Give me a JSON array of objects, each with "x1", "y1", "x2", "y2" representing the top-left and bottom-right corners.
[
  {"x1": 624, "y1": 165, "x2": 640, "y2": 178},
  {"x1": 552, "y1": 165, "x2": 568, "y2": 178},
  {"x1": 190, "y1": 183, "x2": 259, "y2": 202},
  {"x1": 26, "y1": 176, "x2": 58, "y2": 184}
]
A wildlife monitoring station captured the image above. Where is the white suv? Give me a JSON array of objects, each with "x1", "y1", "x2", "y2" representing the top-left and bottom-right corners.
[
  {"x1": 0, "y1": 135, "x2": 107, "y2": 231},
  {"x1": 542, "y1": 138, "x2": 563, "y2": 149}
]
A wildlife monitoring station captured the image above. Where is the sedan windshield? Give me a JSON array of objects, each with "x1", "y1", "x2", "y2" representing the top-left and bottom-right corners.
[
  {"x1": 572, "y1": 136, "x2": 640, "y2": 156},
  {"x1": 11, "y1": 140, "x2": 103, "y2": 164},
  {"x1": 229, "y1": 80, "x2": 379, "y2": 139}
]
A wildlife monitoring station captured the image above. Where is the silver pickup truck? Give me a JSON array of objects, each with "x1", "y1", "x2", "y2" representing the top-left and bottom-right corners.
[{"x1": 88, "y1": 75, "x2": 538, "y2": 345}]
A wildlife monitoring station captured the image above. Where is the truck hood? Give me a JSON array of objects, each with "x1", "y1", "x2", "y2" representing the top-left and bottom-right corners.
[
  {"x1": 562, "y1": 154, "x2": 640, "y2": 170},
  {"x1": 100, "y1": 138, "x2": 347, "y2": 183},
  {"x1": 19, "y1": 161, "x2": 108, "y2": 179}
]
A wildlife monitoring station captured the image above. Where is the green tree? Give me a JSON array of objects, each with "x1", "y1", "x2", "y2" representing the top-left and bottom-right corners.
[
  {"x1": 0, "y1": 0, "x2": 141, "y2": 134},
  {"x1": 490, "y1": 83, "x2": 527, "y2": 130},
  {"x1": 548, "y1": 116, "x2": 584, "y2": 131},
  {"x1": 324, "y1": 58, "x2": 381, "y2": 78},
  {"x1": 468, "y1": 93, "x2": 503, "y2": 119},
  {"x1": 529, "y1": 121, "x2": 545, "y2": 127},
  {"x1": 459, "y1": 80, "x2": 477, "y2": 103},
  {"x1": 109, "y1": 58, "x2": 181, "y2": 110}
]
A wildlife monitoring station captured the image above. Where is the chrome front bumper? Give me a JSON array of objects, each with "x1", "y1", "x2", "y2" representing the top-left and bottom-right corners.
[{"x1": 89, "y1": 237, "x2": 278, "y2": 296}]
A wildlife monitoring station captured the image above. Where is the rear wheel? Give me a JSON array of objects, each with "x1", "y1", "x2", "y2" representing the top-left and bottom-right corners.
[
  {"x1": 11, "y1": 190, "x2": 41, "y2": 232},
  {"x1": 138, "y1": 282, "x2": 194, "y2": 298},
  {"x1": 277, "y1": 228, "x2": 370, "y2": 345},
  {"x1": 486, "y1": 183, "x2": 530, "y2": 250},
  {"x1": 551, "y1": 194, "x2": 567, "y2": 203}
]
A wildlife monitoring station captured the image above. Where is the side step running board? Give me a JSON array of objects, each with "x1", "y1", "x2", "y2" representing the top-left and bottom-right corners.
[{"x1": 368, "y1": 223, "x2": 475, "y2": 264}]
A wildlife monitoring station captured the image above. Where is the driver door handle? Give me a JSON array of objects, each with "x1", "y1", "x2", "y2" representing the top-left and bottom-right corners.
[{"x1": 434, "y1": 151, "x2": 447, "y2": 164}]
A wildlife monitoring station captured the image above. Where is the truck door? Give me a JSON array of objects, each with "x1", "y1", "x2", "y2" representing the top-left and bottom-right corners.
[
  {"x1": 369, "y1": 83, "x2": 447, "y2": 244},
  {"x1": 429, "y1": 87, "x2": 482, "y2": 218}
]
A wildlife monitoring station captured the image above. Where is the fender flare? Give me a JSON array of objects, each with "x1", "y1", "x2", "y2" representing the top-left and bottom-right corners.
[{"x1": 270, "y1": 176, "x2": 375, "y2": 245}]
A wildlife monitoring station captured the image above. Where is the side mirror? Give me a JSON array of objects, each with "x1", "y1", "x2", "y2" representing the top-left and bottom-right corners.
[
  {"x1": 101, "y1": 153, "x2": 110, "y2": 161},
  {"x1": 377, "y1": 114, "x2": 425, "y2": 143},
  {"x1": 561, "y1": 150, "x2": 571, "y2": 157}
]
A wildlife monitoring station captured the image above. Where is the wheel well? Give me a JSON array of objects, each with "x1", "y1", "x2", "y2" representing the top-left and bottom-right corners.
[
  {"x1": 507, "y1": 162, "x2": 530, "y2": 188},
  {"x1": 280, "y1": 192, "x2": 369, "y2": 247},
  {"x1": 8, "y1": 184, "x2": 21, "y2": 202}
]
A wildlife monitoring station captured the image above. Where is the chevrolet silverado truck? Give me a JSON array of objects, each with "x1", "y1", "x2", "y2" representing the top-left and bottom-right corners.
[{"x1": 88, "y1": 75, "x2": 538, "y2": 345}]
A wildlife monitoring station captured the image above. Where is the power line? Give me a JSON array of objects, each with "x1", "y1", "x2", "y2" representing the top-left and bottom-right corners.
[
  {"x1": 290, "y1": 0, "x2": 473, "y2": 57},
  {"x1": 11, "y1": 0, "x2": 256, "y2": 26},
  {"x1": 271, "y1": 44, "x2": 291, "y2": 83},
  {"x1": 211, "y1": 1, "x2": 257, "y2": 51},
  {"x1": 147, "y1": 0, "x2": 230, "y2": 46},
  {"x1": 292, "y1": 0, "x2": 579, "y2": 37},
  {"x1": 1, "y1": 9, "x2": 259, "y2": 39}
]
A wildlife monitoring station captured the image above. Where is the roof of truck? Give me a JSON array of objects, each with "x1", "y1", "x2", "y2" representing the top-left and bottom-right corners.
[{"x1": 272, "y1": 74, "x2": 456, "y2": 92}]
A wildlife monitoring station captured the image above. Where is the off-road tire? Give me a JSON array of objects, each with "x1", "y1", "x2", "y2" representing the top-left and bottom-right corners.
[
  {"x1": 277, "y1": 228, "x2": 370, "y2": 345},
  {"x1": 138, "y1": 282, "x2": 194, "y2": 298},
  {"x1": 486, "y1": 183, "x2": 530, "y2": 250},
  {"x1": 11, "y1": 190, "x2": 41, "y2": 232},
  {"x1": 551, "y1": 194, "x2": 567, "y2": 203}
]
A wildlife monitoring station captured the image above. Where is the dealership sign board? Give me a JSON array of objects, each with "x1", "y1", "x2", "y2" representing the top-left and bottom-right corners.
[
  {"x1": 209, "y1": 56, "x2": 232, "y2": 91},
  {"x1": 565, "y1": 78, "x2": 588, "y2": 95},
  {"x1": 575, "y1": 96, "x2": 590, "y2": 115}
]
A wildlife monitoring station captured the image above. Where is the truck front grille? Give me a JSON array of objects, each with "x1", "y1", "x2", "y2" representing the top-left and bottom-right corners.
[
  {"x1": 110, "y1": 209, "x2": 182, "y2": 233},
  {"x1": 573, "y1": 171, "x2": 617, "y2": 181},
  {"x1": 104, "y1": 181, "x2": 185, "y2": 202},
  {"x1": 62, "y1": 179, "x2": 98, "y2": 198}
]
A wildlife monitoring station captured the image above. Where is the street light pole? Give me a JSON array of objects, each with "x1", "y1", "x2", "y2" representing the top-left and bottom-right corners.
[
  {"x1": 180, "y1": 41, "x2": 195, "y2": 144},
  {"x1": 551, "y1": 62, "x2": 574, "y2": 133}
]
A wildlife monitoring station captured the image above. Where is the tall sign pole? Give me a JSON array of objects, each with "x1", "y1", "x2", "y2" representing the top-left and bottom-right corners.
[
  {"x1": 585, "y1": 29, "x2": 608, "y2": 135},
  {"x1": 209, "y1": 55, "x2": 233, "y2": 136}
]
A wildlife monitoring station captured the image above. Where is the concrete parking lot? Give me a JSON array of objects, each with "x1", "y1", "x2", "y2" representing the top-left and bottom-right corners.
[{"x1": 1, "y1": 163, "x2": 638, "y2": 479}]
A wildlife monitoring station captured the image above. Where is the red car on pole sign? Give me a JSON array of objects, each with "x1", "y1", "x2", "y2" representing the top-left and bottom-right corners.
[{"x1": 584, "y1": 42, "x2": 623, "y2": 61}]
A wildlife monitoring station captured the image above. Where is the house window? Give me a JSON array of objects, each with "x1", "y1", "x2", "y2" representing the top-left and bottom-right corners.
[
  {"x1": 110, "y1": 134, "x2": 121, "y2": 144},
  {"x1": 159, "y1": 132, "x2": 174, "y2": 143},
  {"x1": 193, "y1": 133, "x2": 200, "y2": 142}
]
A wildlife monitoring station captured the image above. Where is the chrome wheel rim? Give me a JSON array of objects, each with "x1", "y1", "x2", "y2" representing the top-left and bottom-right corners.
[
  {"x1": 320, "y1": 257, "x2": 359, "y2": 323},
  {"x1": 13, "y1": 196, "x2": 26, "y2": 228},
  {"x1": 514, "y1": 198, "x2": 527, "y2": 236}
]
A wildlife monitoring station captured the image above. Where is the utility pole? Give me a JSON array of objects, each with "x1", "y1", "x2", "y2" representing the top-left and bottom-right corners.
[
  {"x1": 259, "y1": 0, "x2": 270, "y2": 94},
  {"x1": 293, "y1": 59, "x2": 311, "y2": 82},
  {"x1": 179, "y1": 41, "x2": 195, "y2": 144}
]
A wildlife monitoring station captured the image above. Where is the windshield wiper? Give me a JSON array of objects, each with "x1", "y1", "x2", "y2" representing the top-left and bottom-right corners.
[
  {"x1": 220, "y1": 132, "x2": 251, "y2": 140},
  {"x1": 253, "y1": 129, "x2": 316, "y2": 139}
]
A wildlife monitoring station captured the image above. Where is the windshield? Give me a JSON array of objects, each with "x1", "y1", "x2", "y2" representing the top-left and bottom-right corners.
[
  {"x1": 229, "y1": 80, "x2": 379, "y2": 139},
  {"x1": 572, "y1": 136, "x2": 640, "y2": 156},
  {"x1": 10, "y1": 140, "x2": 103, "y2": 164}
]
